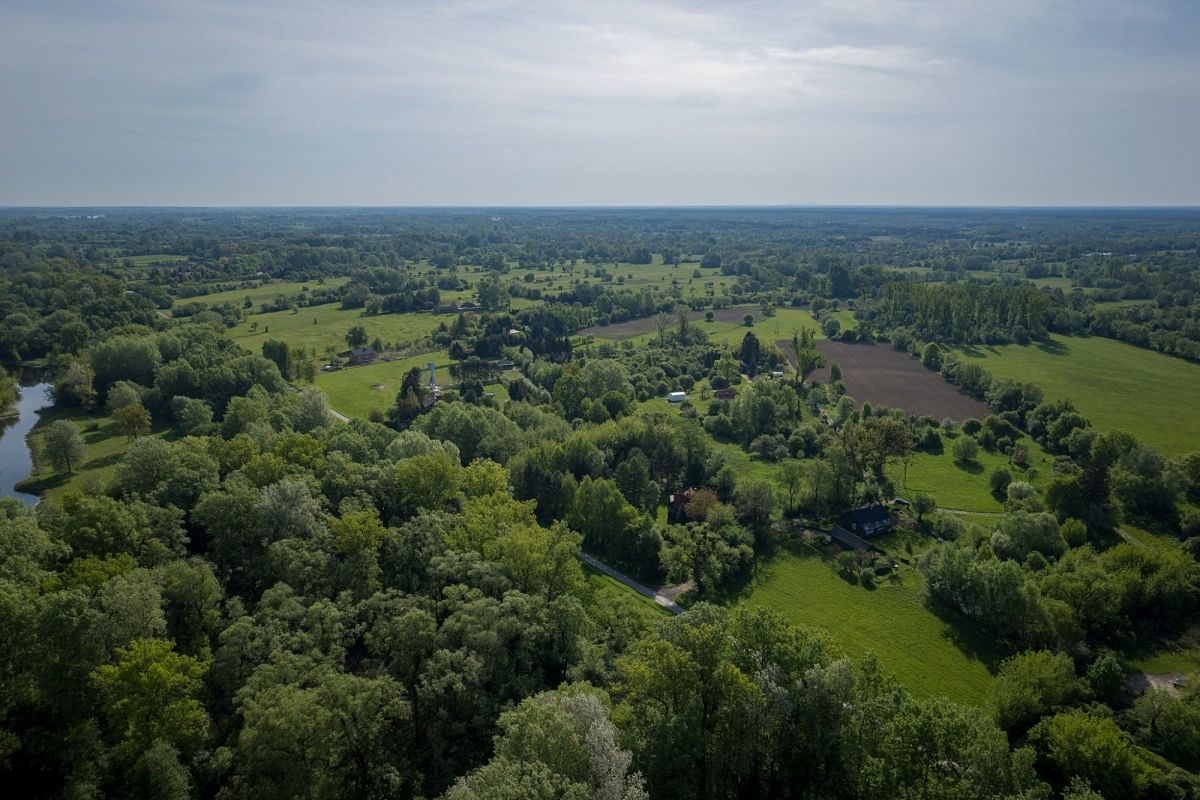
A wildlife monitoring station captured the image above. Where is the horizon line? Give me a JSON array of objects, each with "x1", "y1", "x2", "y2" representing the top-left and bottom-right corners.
[{"x1": 2, "y1": 203, "x2": 1200, "y2": 211}]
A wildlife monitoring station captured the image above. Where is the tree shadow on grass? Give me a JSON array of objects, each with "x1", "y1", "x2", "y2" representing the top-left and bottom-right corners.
[
  {"x1": 1035, "y1": 337, "x2": 1070, "y2": 356},
  {"x1": 956, "y1": 344, "x2": 1002, "y2": 358},
  {"x1": 923, "y1": 598, "x2": 1006, "y2": 672},
  {"x1": 954, "y1": 459, "x2": 985, "y2": 476},
  {"x1": 712, "y1": 538, "x2": 827, "y2": 604}
]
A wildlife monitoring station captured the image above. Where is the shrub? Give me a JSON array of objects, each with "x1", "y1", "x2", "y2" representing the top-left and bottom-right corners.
[
  {"x1": 952, "y1": 436, "x2": 980, "y2": 464},
  {"x1": 990, "y1": 467, "x2": 1013, "y2": 497}
]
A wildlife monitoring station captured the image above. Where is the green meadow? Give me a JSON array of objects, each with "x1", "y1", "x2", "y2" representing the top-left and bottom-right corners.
[
  {"x1": 889, "y1": 431, "x2": 1053, "y2": 513},
  {"x1": 228, "y1": 303, "x2": 439, "y2": 358},
  {"x1": 116, "y1": 254, "x2": 190, "y2": 267},
  {"x1": 733, "y1": 542, "x2": 997, "y2": 705},
  {"x1": 950, "y1": 334, "x2": 1200, "y2": 456},
  {"x1": 18, "y1": 407, "x2": 174, "y2": 499},
  {"x1": 176, "y1": 277, "x2": 350, "y2": 309},
  {"x1": 313, "y1": 352, "x2": 450, "y2": 418}
]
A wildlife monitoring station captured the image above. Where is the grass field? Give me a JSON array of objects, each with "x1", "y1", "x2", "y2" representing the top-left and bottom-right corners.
[
  {"x1": 579, "y1": 567, "x2": 669, "y2": 627},
  {"x1": 228, "y1": 303, "x2": 438, "y2": 358},
  {"x1": 586, "y1": 305, "x2": 855, "y2": 349},
  {"x1": 733, "y1": 542, "x2": 997, "y2": 705},
  {"x1": 314, "y1": 352, "x2": 451, "y2": 418},
  {"x1": 889, "y1": 431, "x2": 1053, "y2": 513},
  {"x1": 18, "y1": 407, "x2": 173, "y2": 499},
  {"x1": 116, "y1": 254, "x2": 190, "y2": 267},
  {"x1": 176, "y1": 277, "x2": 349, "y2": 309},
  {"x1": 950, "y1": 335, "x2": 1200, "y2": 456},
  {"x1": 1132, "y1": 646, "x2": 1200, "y2": 676}
]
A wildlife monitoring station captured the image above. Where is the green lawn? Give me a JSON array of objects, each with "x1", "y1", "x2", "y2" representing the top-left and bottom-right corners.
[
  {"x1": 18, "y1": 407, "x2": 174, "y2": 499},
  {"x1": 579, "y1": 567, "x2": 668, "y2": 627},
  {"x1": 889, "y1": 432, "x2": 1053, "y2": 513},
  {"x1": 314, "y1": 352, "x2": 451, "y2": 418},
  {"x1": 228, "y1": 302, "x2": 438, "y2": 358},
  {"x1": 115, "y1": 254, "x2": 190, "y2": 267},
  {"x1": 733, "y1": 542, "x2": 997, "y2": 705},
  {"x1": 176, "y1": 277, "x2": 350, "y2": 309},
  {"x1": 1132, "y1": 650, "x2": 1200, "y2": 676},
  {"x1": 949, "y1": 335, "x2": 1200, "y2": 456}
]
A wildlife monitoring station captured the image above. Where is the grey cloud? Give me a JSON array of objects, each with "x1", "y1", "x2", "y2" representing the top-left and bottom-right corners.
[{"x1": 0, "y1": 0, "x2": 1197, "y2": 204}]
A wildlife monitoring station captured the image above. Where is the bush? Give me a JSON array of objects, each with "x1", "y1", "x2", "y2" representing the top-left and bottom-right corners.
[
  {"x1": 952, "y1": 436, "x2": 980, "y2": 464},
  {"x1": 990, "y1": 467, "x2": 1013, "y2": 497}
]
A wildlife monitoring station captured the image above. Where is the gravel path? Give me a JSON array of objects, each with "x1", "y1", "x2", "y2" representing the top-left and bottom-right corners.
[{"x1": 577, "y1": 551, "x2": 683, "y2": 614}]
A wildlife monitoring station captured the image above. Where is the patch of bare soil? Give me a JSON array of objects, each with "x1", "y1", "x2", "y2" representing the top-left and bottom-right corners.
[{"x1": 782, "y1": 340, "x2": 990, "y2": 421}]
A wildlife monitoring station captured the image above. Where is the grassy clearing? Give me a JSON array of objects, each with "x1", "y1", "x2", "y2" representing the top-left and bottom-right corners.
[
  {"x1": 1132, "y1": 647, "x2": 1200, "y2": 676},
  {"x1": 600, "y1": 305, "x2": 855, "y2": 349},
  {"x1": 116, "y1": 254, "x2": 190, "y2": 267},
  {"x1": 228, "y1": 303, "x2": 438, "y2": 359},
  {"x1": 732, "y1": 541, "x2": 997, "y2": 705},
  {"x1": 313, "y1": 352, "x2": 450, "y2": 418},
  {"x1": 176, "y1": 277, "x2": 349, "y2": 309},
  {"x1": 18, "y1": 407, "x2": 174, "y2": 499},
  {"x1": 950, "y1": 335, "x2": 1200, "y2": 456},
  {"x1": 579, "y1": 566, "x2": 669, "y2": 626},
  {"x1": 889, "y1": 432, "x2": 1053, "y2": 513}
]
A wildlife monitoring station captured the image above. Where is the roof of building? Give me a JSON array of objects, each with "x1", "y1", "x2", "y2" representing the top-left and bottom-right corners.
[
  {"x1": 830, "y1": 526, "x2": 873, "y2": 551},
  {"x1": 840, "y1": 504, "x2": 894, "y2": 535},
  {"x1": 350, "y1": 346, "x2": 375, "y2": 357}
]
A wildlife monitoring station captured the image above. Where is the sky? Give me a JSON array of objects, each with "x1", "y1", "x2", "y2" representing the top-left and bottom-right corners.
[{"x1": 1, "y1": 0, "x2": 1198, "y2": 206}]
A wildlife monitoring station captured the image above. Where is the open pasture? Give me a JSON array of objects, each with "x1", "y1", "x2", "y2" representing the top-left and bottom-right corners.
[
  {"x1": 228, "y1": 302, "x2": 438, "y2": 357},
  {"x1": 314, "y1": 351, "x2": 451, "y2": 418},
  {"x1": 733, "y1": 542, "x2": 996, "y2": 705},
  {"x1": 809, "y1": 341, "x2": 990, "y2": 420},
  {"x1": 949, "y1": 334, "x2": 1200, "y2": 456},
  {"x1": 583, "y1": 304, "x2": 855, "y2": 349},
  {"x1": 888, "y1": 431, "x2": 1052, "y2": 512},
  {"x1": 175, "y1": 277, "x2": 349, "y2": 309}
]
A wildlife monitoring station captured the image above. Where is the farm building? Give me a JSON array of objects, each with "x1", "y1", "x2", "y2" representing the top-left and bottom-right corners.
[
  {"x1": 345, "y1": 346, "x2": 375, "y2": 365},
  {"x1": 839, "y1": 504, "x2": 894, "y2": 537},
  {"x1": 714, "y1": 388, "x2": 736, "y2": 400},
  {"x1": 667, "y1": 391, "x2": 687, "y2": 403}
]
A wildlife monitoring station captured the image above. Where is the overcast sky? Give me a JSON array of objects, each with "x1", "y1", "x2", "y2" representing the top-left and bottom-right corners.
[{"x1": 1, "y1": 0, "x2": 1198, "y2": 206}]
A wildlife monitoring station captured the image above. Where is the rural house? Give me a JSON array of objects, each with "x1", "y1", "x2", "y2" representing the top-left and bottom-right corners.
[
  {"x1": 346, "y1": 346, "x2": 375, "y2": 365},
  {"x1": 667, "y1": 488, "x2": 696, "y2": 523},
  {"x1": 839, "y1": 504, "x2": 895, "y2": 537}
]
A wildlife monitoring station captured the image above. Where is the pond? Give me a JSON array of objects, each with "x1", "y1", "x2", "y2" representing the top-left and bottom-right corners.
[{"x1": 0, "y1": 381, "x2": 53, "y2": 503}]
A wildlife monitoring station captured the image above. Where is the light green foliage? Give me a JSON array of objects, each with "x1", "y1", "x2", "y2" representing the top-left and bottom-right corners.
[
  {"x1": 43, "y1": 419, "x2": 86, "y2": 473},
  {"x1": 113, "y1": 402, "x2": 151, "y2": 439},
  {"x1": 992, "y1": 650, "x2": 1082, "y2": 733},
  {"x1": 1029, "y1": 710, "x2": 1146, "y2": 799},
  {"x1": 92, "y1": 639, "x2": 210, "y2": 764}
]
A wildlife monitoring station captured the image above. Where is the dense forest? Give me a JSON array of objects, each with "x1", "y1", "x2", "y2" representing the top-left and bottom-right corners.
[{"x1": 1, "y1": 207, "x2": 1199, "y2": 800}]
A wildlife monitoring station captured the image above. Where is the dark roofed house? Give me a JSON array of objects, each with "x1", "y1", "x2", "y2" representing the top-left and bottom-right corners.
[
  {"x1": 347, "y1": 346, "x2": 375, "y2": 365},
  {"x1": 839, "y1": 504, "x2": 894, "y2": 538},
  {"x1": 667, "y1": 488, "x2": 696, "y2": 523},
  {"x1": 714, "y1": 388, "x2": 736, "y2": 400}
]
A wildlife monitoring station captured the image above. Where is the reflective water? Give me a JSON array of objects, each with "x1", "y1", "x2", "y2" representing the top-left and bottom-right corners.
[{"x1": 0, "y1": 382, "x2": 53, "y2": 503}]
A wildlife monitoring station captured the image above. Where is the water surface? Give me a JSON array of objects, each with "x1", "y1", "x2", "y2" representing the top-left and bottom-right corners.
[{"x1": 0, "y1": 382, "x2": 53, "y2": 503}]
